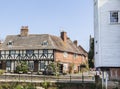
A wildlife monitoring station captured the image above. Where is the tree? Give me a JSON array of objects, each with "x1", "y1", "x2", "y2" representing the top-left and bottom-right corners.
[
  {"x1": 45, "y1": 62, "x2": 60, "y2": 76},
  {"x1": 88, "y1": 38, "x2": 94, "y2": 68}
]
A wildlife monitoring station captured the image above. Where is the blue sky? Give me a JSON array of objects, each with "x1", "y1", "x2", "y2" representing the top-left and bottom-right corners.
[{"x1": 0, "y1": 0, "x2": 93, "y2": 51}]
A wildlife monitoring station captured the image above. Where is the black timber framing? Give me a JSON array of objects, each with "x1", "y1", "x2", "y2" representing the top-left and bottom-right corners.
[{"x1": 0, "y1": 49, "x2": 54, "y2": 61}]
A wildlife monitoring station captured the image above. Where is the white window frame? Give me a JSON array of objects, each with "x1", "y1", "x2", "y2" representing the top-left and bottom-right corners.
[{"x1": 63, "y1": 52, "x2": 68, "y2": 57}]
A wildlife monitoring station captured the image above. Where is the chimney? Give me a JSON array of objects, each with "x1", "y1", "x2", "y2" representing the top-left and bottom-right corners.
[
  {"x1": 61, "y1": 31, "x2": 67, "y2": 43},
  {"x1": 73, "y1": 40, "x2": 78, "y2": 47},
  {"x1": 20, "y1": 26, "x2": 29, "y2": 36}
]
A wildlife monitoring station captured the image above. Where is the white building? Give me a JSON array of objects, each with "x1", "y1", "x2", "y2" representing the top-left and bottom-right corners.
[{"x1": 94, "y1": 0, "x2": 120, "y2": 68}]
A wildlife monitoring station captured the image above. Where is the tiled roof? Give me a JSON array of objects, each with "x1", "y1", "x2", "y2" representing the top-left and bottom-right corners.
[
  {"x1": 1, "y1": 34, "x2": 83, "y2": 54},
  {"x1": 78, "y1": 45, "x2": 88, "y2": 56}
]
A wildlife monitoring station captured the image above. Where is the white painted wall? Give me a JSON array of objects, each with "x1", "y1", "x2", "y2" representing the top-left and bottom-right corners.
[{"x1": 94, "y1": 0, "x2": 120, "y2": 67}]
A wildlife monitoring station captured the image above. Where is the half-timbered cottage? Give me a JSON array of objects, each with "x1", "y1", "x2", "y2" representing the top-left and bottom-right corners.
[{"x1": 0, "y1": 26, "x2": 88, "y2": 73}]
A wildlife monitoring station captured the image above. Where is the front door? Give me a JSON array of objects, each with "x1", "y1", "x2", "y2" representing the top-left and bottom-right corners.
[
  {"x1": 6, "y1": 61, "x2": 11, "y2": 72},
  {"x1": 59, "y1": 64, "x2": 63, "y2": 74},
  {"x1": 0, "y1": 61, "x2": 2, "y2": 69}
]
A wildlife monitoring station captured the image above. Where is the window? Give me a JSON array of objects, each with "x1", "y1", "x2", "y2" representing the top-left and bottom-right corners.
[
  {"x1": 63, "y1": 64, "x2": 68, "y2": 70},
  {"x1": 43, "y1": 49, "x2": 48, "y2": 54},
  {"x1": 28, "y1": 61, "x2": 34, "y2": 71},
  {"x1": 63, "y1": 52, "x2": 68, "y2": 57},
  {"x1": 74, "y1": 53, "x2": 77, "y2": 59},
  {"x1": 9, "y1": 50, "x2": 16, "y2": 55},
  {"x1": 6, "y1": 61, "x2": 11, "y2": 67},
  {"x1": 7, "y1": 41, "x2": 13, "y2": 47},
  {"x1": 40, "y1": 61, "x2": 45, "y2": 71},
  {"x1": 110, "y1": 11, "x2": 119, "y2": 23},
  {"x1": 7, "y1": 41, "x2": 13, "y2": 45},
  {"x1": 26, "y1": 50, "x2": 34, "y2": 55},
  {"x1": 41, "y1": 40, "x2": 48, "y2": 46}
]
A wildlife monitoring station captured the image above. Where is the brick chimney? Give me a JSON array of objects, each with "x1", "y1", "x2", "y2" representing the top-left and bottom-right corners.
[
  {"x1": 73, "y1": 40, "x2": 78, "y2": 47},
  {"x1": 61, "y1": 31, "x2": 67, "y2": 43},
  {"x1": 20, "y1": 26, "x2": 28, "y2": 36}
]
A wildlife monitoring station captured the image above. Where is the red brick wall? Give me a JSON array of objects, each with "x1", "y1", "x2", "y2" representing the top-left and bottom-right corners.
[
  {"x1": 54, "y1": 50, "x2": 85, "y2": 73},
  {"x1": 110, "y1": 68, "x2": 120, "y2": 80}
]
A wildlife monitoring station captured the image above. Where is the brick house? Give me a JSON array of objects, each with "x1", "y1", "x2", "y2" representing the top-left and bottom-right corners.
[{"x1": 0, "y1": 26, "x2": 88, "y2": 73}]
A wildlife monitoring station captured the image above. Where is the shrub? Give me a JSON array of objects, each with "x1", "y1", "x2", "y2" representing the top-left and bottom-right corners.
[
  {"x1": 16, "y1": 61, "x2": 29, "y2": 73},
  {"x1": 41, "y1": 81, "x2": 50, "y2": 89},
  {"x1": 0, "y1": 70, "x2": 5, "y2": 75}
]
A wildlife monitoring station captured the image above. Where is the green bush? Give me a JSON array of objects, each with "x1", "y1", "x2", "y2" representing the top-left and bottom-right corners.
[
  {"x1": 16, "y1": 61, "x2": 29, "y2": 73},
  {"x1": 25, "y1": 83, "x2": 36, "y2": 89},
  {"x1": 1, "y1": 83, "x2": 11, "y2": 89},
  {"x1": 0, "y1": 70, "x2": 5, "y2": 75},
  {"x1": 0, "y1": 83, "x2": 36, "y2": 89},
  {"x1": 41, "y1": 81, "x2": 50, "y2": 89},
  {"x1": 15, "y1": 84, "x2": 23, "y2": 89}
]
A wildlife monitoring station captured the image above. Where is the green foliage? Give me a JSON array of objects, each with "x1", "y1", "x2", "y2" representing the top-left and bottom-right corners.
[
  {"x1": 68, "y1": 63, "x2": 74, "y2": 74},
  {"x1": 15, "y1": 84, "x2": 23, "y2": 89},
  {"x1": 0, "y1": 70, "x2": 5, "y2": 75},
  {"x1": 41, "y1": 81, "x2": 50, "y2": 89},
  {"x1": 16, "y1": 61, "x2": 29, "y2": 73},
  {"x1": 46, "y1": 62, "x2": 60, "y2": 76},
  {"x1": 88, "y1": 38, "x2": 94, "y2": 68},
  {"x1": 0, "y1": 82, "x2": 105, "y2": 89},
  {"x1": 23, "y1": 83, "x2": 36, "y2": 89},
  {"x1": 0, "y1": 83, "x2": 36, "y2": 89},
  {"x1": 0, "y1": 83, "x2": 10, "y2": 89}
]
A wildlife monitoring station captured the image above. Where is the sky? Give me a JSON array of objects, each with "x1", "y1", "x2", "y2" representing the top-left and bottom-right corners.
[{"x1": 0, "y1": 0, "x2": 94, "y2": 51}]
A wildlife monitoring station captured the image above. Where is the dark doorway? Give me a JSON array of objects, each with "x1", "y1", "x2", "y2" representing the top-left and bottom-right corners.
[
  {"x1": 59, "y1": 64, "x2": 63, "y2": 74},
  {"x1": 0, "y1": 61, "x2": 2, "y2": 69}
]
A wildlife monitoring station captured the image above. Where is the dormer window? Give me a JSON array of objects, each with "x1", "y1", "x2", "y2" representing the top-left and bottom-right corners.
[
  {"x1": 41, "y1": 40, "x2": 48, "y2": 46},
  {"x1": 7, "y1": 41, "x2": 13, "y2": 46}
]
